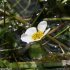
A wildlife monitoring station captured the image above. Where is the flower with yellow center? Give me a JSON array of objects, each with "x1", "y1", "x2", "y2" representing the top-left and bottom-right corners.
[
  {"x1": 21, "y1": 21, "x2": 50, "y2": 43},
  {"x1": 32, "y1": 31, "x2": 44, "y2": 40}
]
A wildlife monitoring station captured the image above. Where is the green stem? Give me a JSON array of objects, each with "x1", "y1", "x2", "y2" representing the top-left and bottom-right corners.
[
  {"x1": 43, "y1": 17, "x2": 70, "y2": 21},
  {"x1": 59, "y1": 45, "x2": 65, "y2": 54},
  {"x1": 0, "y1": 18, "x2": 9, "y2": 25},
  {"x1": 0, "y1": 47, "x2": 22, "y2": 52},
  {"x1": 12, "y1": 53, "x2": 20, "y2": 69},
  {"x1": 31, "y1": 7, "x2": 45, "y2": 26},
  {"x1": 0, "y1": 44, "x2": 31, "y2": 53},
  {"x1": 0, "y1": 42, "x2": 9, "y2": 47},
  {"x1": 54, "y1": 26, "x2": 70, "y2": 38},
  {"x1": 46, "y1": 35, "x2": 69, "y2": 51},
  {"x1": 48, "y1": 24, "x2": 63, "y2": 34},
  {"x1": 12, "y1": 15, "x2": 27, "y2": 24}
]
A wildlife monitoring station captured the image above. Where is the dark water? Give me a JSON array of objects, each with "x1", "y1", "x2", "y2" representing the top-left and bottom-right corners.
[{"x1": 7, "y1": 0, "x2": 39, "y2": 18}]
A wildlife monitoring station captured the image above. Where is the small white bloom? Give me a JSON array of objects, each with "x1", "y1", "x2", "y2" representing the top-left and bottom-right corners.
[{"x1": 21, "y1": 21, "x2": 50, "y2": 43}]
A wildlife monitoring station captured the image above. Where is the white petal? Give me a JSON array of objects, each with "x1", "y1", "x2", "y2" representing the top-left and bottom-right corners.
[
  {"x1": 21, "y1": 34, "x2": 34, "y2": 43},
  {"x1": 44, "y1": 28, "x2": 51, "y2": 36},
  {"x1": 37, "y1": 21, "x2": 47, "y2": 32},
  {"x1": 25, "y1": 27, "x2": 37, "y2": 36}
]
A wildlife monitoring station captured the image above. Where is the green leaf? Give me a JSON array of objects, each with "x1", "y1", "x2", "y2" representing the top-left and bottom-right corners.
[{"x1": 29, "y1": 43, "x2": 45, "y2": 59}]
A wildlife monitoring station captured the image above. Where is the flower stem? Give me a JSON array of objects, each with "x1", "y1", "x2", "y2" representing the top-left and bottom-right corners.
[
  {"x1": 54, "y1": 26, "x2": 70, "y2": 38},
  {"x1": 43, "y1": 17, "x2": 70, "y2": 21},
  {"x1": 31, "y1": 7, "x2": 45, "y2": 26}
]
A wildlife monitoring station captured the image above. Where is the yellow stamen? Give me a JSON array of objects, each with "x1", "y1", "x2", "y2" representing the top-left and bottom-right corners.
[{"x1": 32, "y1": 31, "x2": 44, "y2": 40}]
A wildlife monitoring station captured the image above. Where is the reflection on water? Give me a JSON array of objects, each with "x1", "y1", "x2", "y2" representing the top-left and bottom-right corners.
[{"x1": 7, "y1": 0, "x2": 39, "y2": 18}]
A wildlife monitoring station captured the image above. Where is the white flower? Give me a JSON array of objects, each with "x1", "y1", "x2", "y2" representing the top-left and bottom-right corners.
[{"x1": 21, "y1": 21, "x2": 50, "y2": 43}]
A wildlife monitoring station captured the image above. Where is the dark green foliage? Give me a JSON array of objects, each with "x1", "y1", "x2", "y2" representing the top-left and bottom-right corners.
[{"x1": 0, "y1": 0, "x2": 70, "y2": 69}]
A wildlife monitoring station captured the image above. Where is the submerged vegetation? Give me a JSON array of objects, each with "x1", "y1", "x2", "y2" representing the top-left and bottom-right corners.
[{"x1": 0, "y1": 0, "x2": 70, "y2": 69}]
